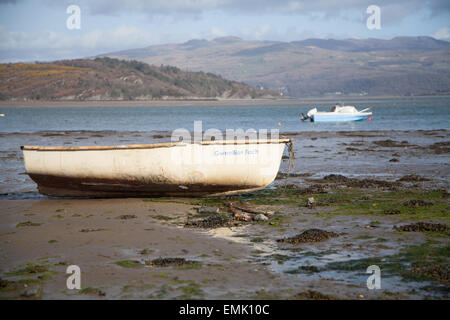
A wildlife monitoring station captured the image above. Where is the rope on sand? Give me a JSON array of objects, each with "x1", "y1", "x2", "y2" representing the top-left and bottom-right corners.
[{"x1": 283, "y1": 138, "x2": 295, "y2": 189}]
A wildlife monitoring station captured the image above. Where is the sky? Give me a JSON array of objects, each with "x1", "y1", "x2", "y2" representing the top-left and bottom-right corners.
[{"x1": 0, "y1": 0, "x2": 449, "y2": 62}]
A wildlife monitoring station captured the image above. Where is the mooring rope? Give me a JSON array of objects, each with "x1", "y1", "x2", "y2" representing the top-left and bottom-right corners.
[{"x1": 283, "y1": 138, "x2": 294, "y2": 189}]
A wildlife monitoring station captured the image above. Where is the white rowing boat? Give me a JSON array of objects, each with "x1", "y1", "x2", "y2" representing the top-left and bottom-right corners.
[{"x1": 21, "y1": 138, "x2": 292, "y2": 197}]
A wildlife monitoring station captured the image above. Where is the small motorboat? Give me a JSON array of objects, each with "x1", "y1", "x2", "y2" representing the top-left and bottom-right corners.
[
  {"x1": 21, "y1": 138, "x2": 293, "y2": 197},
  {"x1": 301, "y1": 104, "x2": 372, "y2": 122}
]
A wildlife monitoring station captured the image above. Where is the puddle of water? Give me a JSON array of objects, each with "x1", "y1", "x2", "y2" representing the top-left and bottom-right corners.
[
  {"x1": 0, "y1": 192, "x2": 47, "y2": 200},
  {"x1": 207, "y1": 222, "x2": 448, "y2": 299}
]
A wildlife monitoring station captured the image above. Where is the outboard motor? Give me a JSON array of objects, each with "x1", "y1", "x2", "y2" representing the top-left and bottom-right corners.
[{"x1": 301, "y1": 107, "x2": 317, "y2": 121}]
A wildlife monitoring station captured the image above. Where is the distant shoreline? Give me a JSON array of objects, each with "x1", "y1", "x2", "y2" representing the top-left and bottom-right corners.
[{"x1": 0, "y1": 95, "x2": 449, "y2": 107}]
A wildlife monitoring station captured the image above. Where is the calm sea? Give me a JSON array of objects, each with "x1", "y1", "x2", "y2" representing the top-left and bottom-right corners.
[{"x1": 0, "y1": 96, "x2": 449, "y2": 133}]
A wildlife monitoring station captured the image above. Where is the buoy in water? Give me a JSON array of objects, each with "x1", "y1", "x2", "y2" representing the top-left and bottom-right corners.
[{"x1": 277, "y1": 122, "x2": 281, "y2": 126}]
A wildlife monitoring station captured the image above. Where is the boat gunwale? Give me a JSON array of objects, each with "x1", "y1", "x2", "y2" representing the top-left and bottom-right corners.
[
  {"x1": 313, "y1": 112, "x2": 372, "y2": 115},
  {"x1": 20, "y1": 138, "x2": 292, "y2": 152}
]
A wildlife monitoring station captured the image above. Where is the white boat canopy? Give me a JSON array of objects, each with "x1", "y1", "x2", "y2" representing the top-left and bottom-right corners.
[{"x1": 331, "y1": 105, "x2": 358, "y2": 113}]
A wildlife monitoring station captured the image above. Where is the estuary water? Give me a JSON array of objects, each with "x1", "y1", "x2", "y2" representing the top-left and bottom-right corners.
[{"x1": 0, "y1": 96, "x2": 449, "y2": 133}]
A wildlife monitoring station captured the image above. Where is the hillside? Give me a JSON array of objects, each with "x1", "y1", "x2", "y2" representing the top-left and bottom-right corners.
[
  {"x1": 101, "y1": 36, "x2": 450, "y2": 97},
  {"x1": 0, "y1": 57, "x2": 277, "y2": 101}
]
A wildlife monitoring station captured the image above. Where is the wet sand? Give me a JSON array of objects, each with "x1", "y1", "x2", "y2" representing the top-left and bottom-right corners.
[
  {"x1": 0, "y1": 129, "x2": 448, "y2": 299},
  {"x1": 1, "y1": 199, "x2": 290, "y2": 299},
  {"x1": 1, "y1": 192, "x2": 448, "y2": 300},
  {"x1": 1, "y1": 198, "x2": 378, "y2": 300}
]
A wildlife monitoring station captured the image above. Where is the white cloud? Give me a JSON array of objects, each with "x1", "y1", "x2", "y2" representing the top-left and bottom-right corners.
[
  {"x1": 240, "y1": 24, "x2": 275, "y2": 40},
  {"x1": 433, "y1": 26, "x2": 450, "y2": 40},
  {"x1": 27, "y1": 0, "x2": 450, "y2": 20},
  {"x1": 210, "y1": 26, "x2": 227, "y2": 38},
  {"x1": 0, "y1": 24, "x2": 156, "y2": 61}
]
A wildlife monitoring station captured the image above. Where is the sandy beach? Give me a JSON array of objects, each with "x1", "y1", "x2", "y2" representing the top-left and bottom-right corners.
[{"x1": 0, "y1": 129, "x2": 448, "y2": 299}]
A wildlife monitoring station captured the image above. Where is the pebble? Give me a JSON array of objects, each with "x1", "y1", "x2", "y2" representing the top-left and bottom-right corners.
[
  {"x1": 254, "y1": 214, "x2": 269, "y2": 222},
  {"x1": 21, "y1": 287, "x2": 39, "y2": 297},
  {"x1": 197, "y1": 207, "x2": 220, "y2": 214},
  {"x1": 307, "y1": 197, "x2": 315, "y2": 208},
  {"x1": 234, "y1": 212, "x2": 252, "y2": 222}
]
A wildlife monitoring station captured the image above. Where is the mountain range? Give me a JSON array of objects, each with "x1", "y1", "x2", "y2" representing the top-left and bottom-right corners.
[{"x1": 101, "y1": 36, "x2": 450, "y2": 97}]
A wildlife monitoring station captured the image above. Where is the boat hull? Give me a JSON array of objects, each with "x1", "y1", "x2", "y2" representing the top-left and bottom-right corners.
[
  {"x1": 311, "y1": 113, "x2": 372, "y2": 122},
  {"x1": 21, "y1": 139, "x2": 290, "y2": 197}
]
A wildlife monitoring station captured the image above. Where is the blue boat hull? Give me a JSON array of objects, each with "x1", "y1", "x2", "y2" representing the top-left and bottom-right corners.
[{"x1": 311, "y1": 113, "x2": 371, "y2": 122}]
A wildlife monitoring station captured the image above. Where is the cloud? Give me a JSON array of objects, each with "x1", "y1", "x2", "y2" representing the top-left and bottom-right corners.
[
  {"x1": 240, "y1": 24, "x2": 276, "y2": 40},
  {"x1": 1, "y1": 0, "x2": 449, "y2": 61},
  {"x1": 429, "y1": 0, "x2": 450, "y2": 14},
  {"x1": 210, "y1": 26, "x2": 227, "y2": 38},
  {"x1": 6, "y1": 0, "x2": 450, "y2": 20},
  {"x1": 0, "y1": 24, "x2": 156, "y2": 61},
  {"x1": 433, "y1": 27, "x2": 450, "y2": 40}
]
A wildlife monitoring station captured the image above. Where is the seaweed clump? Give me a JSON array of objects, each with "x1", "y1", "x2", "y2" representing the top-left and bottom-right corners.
[
  {"x1": 145, "y1": 257, "x2": 198, "y2": 267},
  {"x1": 403, "y1": 200, "x2": 433, "y2": 207},
  {"x1": 394, "y1": 222, "x2": 448, "y2": 233},
  {"x1": 291, "y1": 290, "x2": 335, "y2": 300},
  {"x1": 277, "y1": 229, "x2": 339, "y2": 244},
  {"x1": 185, "y1": 214, "x2": 234, "y2": 229}
]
